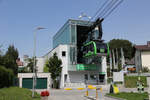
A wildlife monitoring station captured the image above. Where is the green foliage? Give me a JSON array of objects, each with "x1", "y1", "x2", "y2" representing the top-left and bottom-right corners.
[
  {"x1": 26, "y1": 58, "x2": 34, "y2": 72},
  {"x1": 18, "y1": 67, "x2": 28, "y2": 73},
  {"x1": 0, "y1": 44, "x2": 3, "y2": 56},
  {"x1": 46, "y1": 53, "x2": 62, "y2": 88},
  {"x1": 107, "y1": 77, "x2": 113, "y2": 83},
  {"x1": 124, "y1": 76, "x2": 147, "y2": 88},
  {"x1": 109, "y1": 39, "x2": 135, "y2": 60},
  {"x1": 43, "y1": 66, "x2": 49, "y2": 73},
  {"x1": 3, "y1": 45, "x2": 19, "y2": 75},
  {"x1": 43, "y1": 60, "x2": 49, "y2": 72},
  {"x1": 0, "y1": 56, "x2": 4, "y2": 66},
  {"x1": 142, "y1": 67, "x2": 149, "y2": 72},
  {"x1": 25, "y1": 58, "x2": 37, "y2": 73},
  {"x1": 118, "y1": 62, "x2": 122, "y2": 71},
  {"x1": 0, "y1": 66, "x2": 14, "y2": 88},
  {"x1": 107, "y1": 67, "x2": 112, "y2": 77},
  {"x1": 107, "y1": 92, "x2": 149, "y2": 100},
  {"x1": 0, "y1": 87, "x2": 40, "y2": 100}
]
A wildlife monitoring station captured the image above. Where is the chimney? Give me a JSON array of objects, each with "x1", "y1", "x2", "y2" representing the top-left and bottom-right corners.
[{"x1": 147, "y1": 41, "x2": 150, "y2": 47}]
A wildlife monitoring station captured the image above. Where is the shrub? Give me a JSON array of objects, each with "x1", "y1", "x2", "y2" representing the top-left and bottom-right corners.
[
  {"x1": 124, "y1": 76, "x2": 147, "y2": 88},
  {"x1": 0, "y1": 66, "x2": 14, "y2": 88},
  {"x1": 40, "y1": 91, "x2": 49, "y2": 97},
  {"x1": 142, "y1": 67, "x2": 149, "y2": 73}
]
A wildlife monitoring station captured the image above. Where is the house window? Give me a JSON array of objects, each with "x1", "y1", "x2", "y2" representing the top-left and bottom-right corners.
[{"x1": 62, "y1": 51, "x2": 66, "y2": 57}]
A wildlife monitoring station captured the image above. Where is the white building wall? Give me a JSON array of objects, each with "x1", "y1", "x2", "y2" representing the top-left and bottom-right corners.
[
  {"x1": 43, "y1": 44, "x2": 108, "y2": 88},
  {"x1": 36, "y1": 57, "x2": 45, "y2": 72},
  {"x1": 141, "y1": 51, "x2": 150, "y2": 69},
  {"x1": 43, "y1": 44, "x2": 69, "y2": 88}
]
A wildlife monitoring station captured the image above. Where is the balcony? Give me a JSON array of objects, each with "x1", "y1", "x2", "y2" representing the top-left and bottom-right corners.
[{"x1": 68, "y1": 64, "x2": 100, "y2": 71}]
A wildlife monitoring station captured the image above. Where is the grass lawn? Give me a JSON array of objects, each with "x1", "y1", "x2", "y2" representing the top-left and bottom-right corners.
[
  {"x1": 125, "y1": 76, "x2": 147, "y2": 88},
  {"x1": 0, "y1": 87, "x2": 40, "y2": 100},
  {"x1": 107, "y1": 92, "x2": 149, "y2": 100}
]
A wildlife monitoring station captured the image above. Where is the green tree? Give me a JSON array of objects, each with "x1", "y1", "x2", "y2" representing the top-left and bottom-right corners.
[
  {"x1": 46, "y1": 53, "x2": 62, "y2": 88},
  {"x1": 0, "y1": 44, "x2": 4, "y2": 65},
  {"x1": 0, "y1": 66, "x2": 14, "y2": 88},
  {"x1": 43, "y1": 60, "x2": 49, "y2": 73},
  {"x1": 0, "y1": 44, "x2": 3, "y2": 56},
  {"x1": 109, "y1": 39, "x2": 135, "y2": 60},
  {"x1": 3, "y1": 45, "x2": 19, "y2": 75},
  {"x1": 26, "y1": 57, "x2": 37, "y2": 72}
]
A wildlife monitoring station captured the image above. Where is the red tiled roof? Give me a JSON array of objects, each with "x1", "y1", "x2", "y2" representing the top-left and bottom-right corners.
[{"x1": 135, "y1": 45, "x2": 150, "y2": 51}]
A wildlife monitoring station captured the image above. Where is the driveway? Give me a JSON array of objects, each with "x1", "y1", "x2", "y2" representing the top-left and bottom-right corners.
[{"x1": 47, "y1": 89, "x2": 118, "y2": 100}]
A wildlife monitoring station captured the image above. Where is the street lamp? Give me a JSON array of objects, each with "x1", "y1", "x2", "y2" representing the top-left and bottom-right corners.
[{"x1": 32, "y1": 27, "x2": 46, "y2": 98}]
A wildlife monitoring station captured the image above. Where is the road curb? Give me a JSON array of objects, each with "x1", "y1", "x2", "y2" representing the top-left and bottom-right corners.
[{"x1": 105, "y1": 95, "x2": 126, "y2": 100}]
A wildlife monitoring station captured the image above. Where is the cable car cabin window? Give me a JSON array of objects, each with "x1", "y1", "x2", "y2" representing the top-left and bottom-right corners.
[
  {"x1": 96, "y1": 42, "x2": 107, "y2": 53},
  {"x1": 88, "y1": 43, "x2": 94, "y2": 52}
]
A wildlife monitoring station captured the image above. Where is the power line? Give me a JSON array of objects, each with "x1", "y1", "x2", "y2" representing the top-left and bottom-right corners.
[
  {"x1": 97, "y1": 0, "x2": 118, "y2": 19},
  {"x1": 103, "y1": 0, "x2": 124, "y2": 19},
  {"x1": 87, "y1": 0, "x2": 110, "y2": 23},
  {"x1": 84, "y1": 0, "x2": 124, "y2": 34}
]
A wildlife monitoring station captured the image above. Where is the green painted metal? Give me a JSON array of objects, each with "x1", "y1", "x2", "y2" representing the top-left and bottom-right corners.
[
  {"x1": 107, "y1": 43, "x2": 110, "y2": 56},
  {"x1": 99, "y1": 72, "x2": 106, "y2": 74},
  {"x1": 22, "y1": 78, "x2": 47, "y2": 89},
  {"x1": 36, "y1": 78, "x2": 47, "y2": 89},
  {"x1": 76, "y1": 64, "x2": 99, "y2": 71},
  {"x1": 83, "y1": 41, "x2": 110, "y2": 58},
  {"x1": 93, "y1": 41, "x2": 97, "y2": 54},
  {"x1": 83, "y1": 41, "x2": 97, "y2": 57},
  {"x1": 22, "y1": 78, "x2": 33, "y2": 89}
]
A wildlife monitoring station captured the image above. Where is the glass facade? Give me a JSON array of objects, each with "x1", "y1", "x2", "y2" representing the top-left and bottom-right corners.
[
  {"x1": 71, "y1": 25, "x2": 76, "y2": 44},
  {"x1": 70, "y1": 46, "x2": 76, "y2": 64},
  {"x1": 53, "y1": 19, "x2": 93, "y2": 48},
  {"x1": 53, "y1": 19, "x2": 94, "y2": 69},
  {"x1": 53, "y1": 21, "x2": 71, "y2": 48}
]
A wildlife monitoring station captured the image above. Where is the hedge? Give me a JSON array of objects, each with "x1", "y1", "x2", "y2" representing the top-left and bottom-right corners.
[{"x1": 0, "y1": 66, "x2": 14, "y2": 88}]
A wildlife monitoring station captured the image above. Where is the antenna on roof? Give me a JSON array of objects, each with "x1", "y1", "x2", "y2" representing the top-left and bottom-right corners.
[{"x1": 78, "y1": 12, "x2": 91, "y2": 20}]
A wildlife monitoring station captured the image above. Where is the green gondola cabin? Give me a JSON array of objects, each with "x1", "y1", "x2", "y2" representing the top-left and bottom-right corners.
[{"x1": 83, "y1": 41, "x2": 109, "y2": 57}]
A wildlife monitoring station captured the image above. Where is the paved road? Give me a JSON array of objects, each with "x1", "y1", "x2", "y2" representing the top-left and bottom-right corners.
[{"x1": 47, "y1": 89, "x2": 118, "y2": 100}]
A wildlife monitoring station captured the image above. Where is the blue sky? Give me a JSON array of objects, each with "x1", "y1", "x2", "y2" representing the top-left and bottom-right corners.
[{"x1": 0, "y1": 0, "x2": 150, "y2": 57}]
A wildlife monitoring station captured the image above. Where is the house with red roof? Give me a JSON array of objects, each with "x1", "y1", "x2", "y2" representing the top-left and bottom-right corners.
[{"x1": 135, "y1": 41, "x2": 150, "y2": 72}]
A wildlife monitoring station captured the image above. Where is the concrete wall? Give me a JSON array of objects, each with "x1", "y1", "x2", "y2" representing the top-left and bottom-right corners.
[
  {"x1": 141, "y1": 51, "x2": 150, "y2": 69},
  {"x1": 18, "y1": 73, "x2": 51, "y2": 89},
  {"x1": 68, "y1": 71, "x2": 99, "y2": 84},
  {"x1": 43, "y1": 44, "x2": 70, "y2": 88}
]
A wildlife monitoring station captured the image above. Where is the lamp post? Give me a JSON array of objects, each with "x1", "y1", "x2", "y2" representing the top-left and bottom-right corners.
[{"x1": 32, "y1": 27, "x2": 46, "y2": 98}]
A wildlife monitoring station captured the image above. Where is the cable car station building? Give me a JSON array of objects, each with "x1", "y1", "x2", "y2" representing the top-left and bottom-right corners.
[{"x1": 44, "y1": 19, "x2": 108, "y2": 88}]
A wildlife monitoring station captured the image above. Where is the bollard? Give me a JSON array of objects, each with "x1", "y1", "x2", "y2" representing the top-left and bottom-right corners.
[
  {"x1": 96, "y1": 88, "x2": 98, "y2": 100},
  {"x1": 86, "y1": 89, "x2": 89, "y2": 96},
  {"x1": 100, "y1": 88, "x2": 102, "y2": 92}
]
